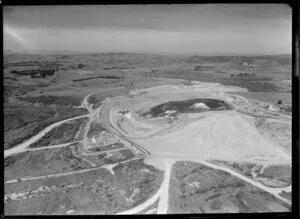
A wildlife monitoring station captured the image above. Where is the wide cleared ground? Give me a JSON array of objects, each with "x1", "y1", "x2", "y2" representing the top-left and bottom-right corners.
[{"x1": 103, "y1": 84, "x2": 290, "y2": 168}]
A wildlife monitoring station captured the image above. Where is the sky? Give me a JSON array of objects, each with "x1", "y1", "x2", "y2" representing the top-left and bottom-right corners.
[{"x1": 3, "y1": 4, "x2": 292, "y2": 55}]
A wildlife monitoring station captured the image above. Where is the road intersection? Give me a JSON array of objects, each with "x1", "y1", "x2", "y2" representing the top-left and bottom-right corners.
[{"x1": 4, "y1": 86, "x2": 292, "y2": 213}]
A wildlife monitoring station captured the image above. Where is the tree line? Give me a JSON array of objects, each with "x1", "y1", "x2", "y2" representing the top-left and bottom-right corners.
[
  {"x1": 72, "y1": 75, "x2": 123, "y2": 82},
  {"x1": 230, "y1": 72, "x2": 256, "y2": 77},
  {"x1": 11, "y1": 69, "x2": 55, "y2": 78}
]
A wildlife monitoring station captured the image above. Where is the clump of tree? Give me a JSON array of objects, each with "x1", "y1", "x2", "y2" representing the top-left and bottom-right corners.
[
  {"x1": 210, "y1": 199, "x2": 222, "y2": 210},
  {"x1": 72, "y1": 75, "x2": 123, "y2": 82},
  {"x1": 7, "y1": 61, "x2": 43, "y2": 67},
  {"x1": 194, "y1": 66, "x2": 213, "y2": 71},
  {"x1": 11, "y1": 69, "x2": 55, "y2": 78},
  {"x1": 77, "y1": 63, "x2": 86, "y2": 69},
  {"x1": 103, "y1": 66, "x2": 119, "y2": 70},
  {"x1": 230, "y1": 72, "x2": 256, "y2": 78},
  {"x1": 19, "y1": 95, "x2": 82, "y2": 106}
]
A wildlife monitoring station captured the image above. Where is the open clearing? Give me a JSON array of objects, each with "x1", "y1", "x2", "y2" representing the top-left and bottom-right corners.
[{"x1": 103, "y1": 84, "x2": 290, "y2": 165}]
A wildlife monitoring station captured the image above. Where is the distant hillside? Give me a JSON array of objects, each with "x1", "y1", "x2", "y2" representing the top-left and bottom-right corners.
[{"x1": 4, "y1": 52, "x2": 292, "y2": 70}]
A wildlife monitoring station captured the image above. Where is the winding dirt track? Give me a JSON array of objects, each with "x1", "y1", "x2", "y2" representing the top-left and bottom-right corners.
[
  {"x1": 229, "y1": 94, "x2": 291, "y2": 119},
  {"x1": 4, "y1": 91, "x2": 99, "y2": 158},
  {"x1": 117, "y1": 159, "x2": 174, "y2": 215},
  {"x1": 5, "y1": 157, "x2": 140, "y2": 184},
  {"x1": 4, "y1": 85, "x2": 292, "y2": 214},
  {"x1": 117, "y1": 157, "x2": 291, "y2": 215},
  {"x1": 103, "y1": 86, "x2": 291, "y2": 214},
  {"x1": 4, "y1": 115, "x2": 89, "y2": 158}
]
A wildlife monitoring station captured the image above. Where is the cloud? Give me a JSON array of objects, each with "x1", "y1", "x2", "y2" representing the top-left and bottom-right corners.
[
  {"x1": 3, "y1": 4, "x2": 291, "y2": 31},
  {"x1": 3, "y1": 4, "x2": 291, "y2": 54}
]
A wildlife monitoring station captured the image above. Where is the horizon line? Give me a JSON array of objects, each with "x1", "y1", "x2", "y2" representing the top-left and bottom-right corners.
[{"x1": 4, "y1": 49, "x2": 292, "y2": 57}]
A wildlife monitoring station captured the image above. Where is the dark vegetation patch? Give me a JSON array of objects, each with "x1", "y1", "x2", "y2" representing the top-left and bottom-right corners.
[
  {"x1": 210, "y1": 160, "x2": 262, "y2": 178},
  {"x1": 210, "y1": 199, "x2": 222, "y2": 210},
  {"x1": 11, "y1": 69, "x2": 55, "y2": 78},
  {"x1": 4, "y1": 152, "x2": 28, "y2": 168},
  {"x1": 182, "y1": 55, "x2": 233, "y2": 63},
  {"x1": 205, "y1": 193, "x2": 222, "y2": 201},
  {"x1": 222, "y1": 79, "x2": 280, "y2": 92},
  {"x1": 6, "y1": 61, "x2": 42, "y2": 67},
  {"x1": 278, "y1": 104, "x2": 292, "y2": 113},
  {"x1": 279, "y1": 191, "x2": 291, "y2": 201},
  {"x1": 87, "y1": 122, "x2": 107, "y2": 138},
  {"x1": 5, "y1": 145, "x2": 92, "y2": 180},
  {"x1": 210, "y1": 161, "x2": 291, "y2": 188},
  {"x1": 4, "y1": 76, "x2": 18, "y2": 81},
  {"x1": 28, "y1": 117, "x2": 88, "y2": 148},
  {"x1": 4, "y1": 85, "x2": 37, "y2": 100},
  {"x1": 154, "y1": 70, "x2": 282, "y2": 92},
  {"x1": 194, "y1": 65, "x2": 214, "y2": 71},
  {"x1": 5, "y1": 159, "x2": 163, "y2": 215},
  {"x1": 88, "y1": 96, "x2": 103, "y2": 109},
  {"x1": 231, "y1": 73, "x2": 255, "y2": 78},
  {"x1": 6, "y1": 61, "x2": 59, "y2": 67},
  {"x1": 259, "y1": 165, "x2": 291, "y2": 178},
  {"x1": 77, "y1": 63, "x2": 87, "y2": 69},
  {"x1": 4, "y1": 107, "x2": 55, "y2": 132},
  {"x1": 142, "y1": 98, "x2": 232, "y2": 118},
  {"x1": 5, "y1": 123, "x2": 41, "y2": 150},
  {"x1": 19, "y1": 95, "x2": 83, "y2": 106},
  {"x1": 4, "y1": 106, "x2": 88, "y2": 150},
  {"x1": 167, "y1": 161, "x2": 290, "y2": 214},
  {"x1": 72, "y1": 75, "x2": 123, "y2": 82},
  {"x1": 88, "y1": 143, "x2": 125, "y2": 153},
  {"x1": 113, "y1": 159, "x2": 163, "y2": 208},
  {"x1": 257, "y1": 165, "x2": 291, "y2": 185}
]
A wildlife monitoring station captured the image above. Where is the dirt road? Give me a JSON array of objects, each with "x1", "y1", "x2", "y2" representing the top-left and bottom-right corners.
[
  {"x1": 5, "y1": 91, "x2": 101, "y2": 158},
  {"x1": 5, "y1": 86, "x2": 292, "y2": 214},
  {"x1": 199, "y1": 160, "x2": 291, "y2": 204},
  {"x1": 4, "y1": 115, "x2": 89, "y2": 158},
  {"x1": 107, "y1": 86, "x2": 292, "y2": 214},
  {"x1": 117, "y1": 159, "x2": 174, "y2": 215},
  {"x1": 25, "y1": 141, "x2": 81, "y2": 152},
  {"x1": 117, "y1": 158, "x2": 291, "y2": 215},
  {"x1": 229, "y1": 94, "x2": 291, "y2": 119},
  {"x1": 5, "y1": 157, "x2": 140, "y2": 184}
]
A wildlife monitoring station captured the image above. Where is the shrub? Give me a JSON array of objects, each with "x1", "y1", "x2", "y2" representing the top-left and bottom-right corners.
[
  {"x1": 205, "y1": 193, "x2": 221, "y2": 201},
  {"x1": 210, "y1": 199, "x2": 222, "y2": 210}
]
